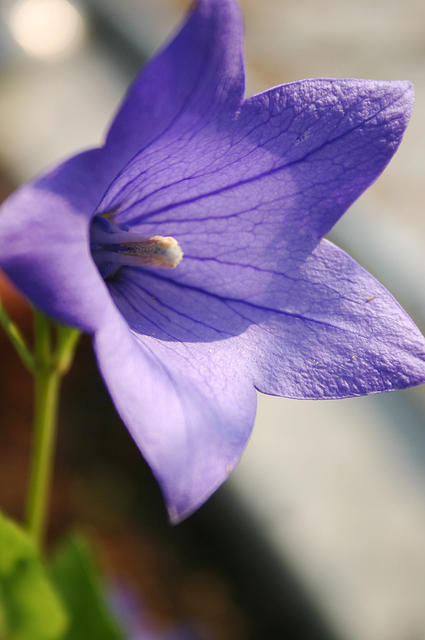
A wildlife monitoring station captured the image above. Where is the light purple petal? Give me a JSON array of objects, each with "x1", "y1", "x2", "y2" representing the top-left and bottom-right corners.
[
  {"x1": 93, "y1": 306, "x2": 257, "y2": 523},
  {"x1": 242, "y1": 239, "x2": 425, "y2": 398},
  {"x1": 0, "y1": 0, "x2": 246, "y2": 330},
  {"x1": 104, "y1": 235, "x2": 425, "y2": 403},
  {"x1": 238, "y1": 79, "x2": 414, "y2": 239},
  {"x1": 92, "y1": 233, "x2": 425, "y2": 519},
  {"x1": 105, "y1": 0, "x2": 244, "y2": 167},
  {"x1": 96, "y1": 76, "x2": 423, "y2": 400},
  {"x1": 99, "y1": 79, "x2": 413, "y2": 309},
  {"x1": 0, "y1": 149, "x2": 118, "y2": 331}
]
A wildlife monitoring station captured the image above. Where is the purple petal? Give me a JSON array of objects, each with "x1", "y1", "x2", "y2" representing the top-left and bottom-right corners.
[
  {"x1": 99, "y1": 79, "x2": 413, "y2": 305},
  {"x1": 95, "y1": 235, "x2": 425, "y2": 521},
  {"x1": 238, "y1": 79, "x2": 414, "y2": 239},
  {"x1": 105, "y1": 0, "x2": 244, "y2": 166},
  {"x1": 104, "y1": 236, "x2": 425, "y2": 403},
  {"x1": 109, "y1": 583, "x2": 199, "y2": 640},
  {"x1": 0, "y1": 150, "x2": 116, "y2": 331},
  {"x1": 93, "y1": 233, "x2": 425, "y2": 519},
  {"x1": 93, "y1": 307, "x2": 257, "y2": 523},
  {"x1": 245, "y1": 239, "x2": 425, "y2": 398},
  {"x1": 96, "y1": 77, "x2": 420, "y2": 398}
]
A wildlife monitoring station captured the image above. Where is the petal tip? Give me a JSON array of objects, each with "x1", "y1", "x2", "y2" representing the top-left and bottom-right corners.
[{"x1": 164, "y1": 461, "x2": 238, "y2": 525}]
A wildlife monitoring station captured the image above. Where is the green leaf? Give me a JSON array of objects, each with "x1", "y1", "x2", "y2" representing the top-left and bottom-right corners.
[
  {"x1": 0, "y1": 511, "x2": 68, "y2": 640},
  {"x1": 50, "y1": 535, "x2": 124, "y2": 640}
]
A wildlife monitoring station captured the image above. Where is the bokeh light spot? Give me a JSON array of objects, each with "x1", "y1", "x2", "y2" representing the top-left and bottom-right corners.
[{"x1": 9, "y1": 0, "x2": 85, "y2": 60}]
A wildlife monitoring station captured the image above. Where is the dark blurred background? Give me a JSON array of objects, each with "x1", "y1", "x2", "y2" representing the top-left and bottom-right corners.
[{"x1": 1, "y1": 1, "x2": 425, "y2": 639}]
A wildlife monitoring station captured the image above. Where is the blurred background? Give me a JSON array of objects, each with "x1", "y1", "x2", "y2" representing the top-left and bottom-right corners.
[{"x1": 0, "y1": 0, "x2": 425, "y2": 638}]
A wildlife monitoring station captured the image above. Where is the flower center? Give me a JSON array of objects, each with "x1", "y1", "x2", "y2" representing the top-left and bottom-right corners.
[{"x1": 90, "y1": 215, "x2": 183, "y2": 279}]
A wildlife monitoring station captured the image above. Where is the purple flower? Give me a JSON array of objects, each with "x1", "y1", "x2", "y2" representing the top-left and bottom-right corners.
[
  {"x1": 0, "y1": 0, "x2": 424, "y2": 522},
  {"x1": 109, "y1": 583, "x2": 199, "y2": 640}
]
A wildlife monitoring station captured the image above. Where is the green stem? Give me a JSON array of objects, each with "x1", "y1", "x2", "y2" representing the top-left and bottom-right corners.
[
  {"x1": 54, "y1": 323, "x2": 81, "y2": 374},
  {"x1": 0, "y1": 299, "x2": 35, "y2": 373},
  {"x1": 25, "y1": 314, "x2": 80, "y2": 547},
  {"x1": 34, "y1": 310, "x2": 51, "y2": 364},
  {"x1": 25, "y1": 364, "x2": 61, "y2": 547}
]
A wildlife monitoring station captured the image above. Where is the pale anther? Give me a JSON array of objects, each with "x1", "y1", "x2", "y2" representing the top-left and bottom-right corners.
[
  {"x1": 90, "y1": 216, "x2": 183, "y2": 276},
  {"x1": 118, "y1": 236, "x2": 183, "y2": 269}
]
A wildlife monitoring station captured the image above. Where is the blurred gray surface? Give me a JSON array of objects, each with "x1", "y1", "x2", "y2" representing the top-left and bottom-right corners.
[{"x1": 231, "y1": 391, "x2": 425, "y2": 640}]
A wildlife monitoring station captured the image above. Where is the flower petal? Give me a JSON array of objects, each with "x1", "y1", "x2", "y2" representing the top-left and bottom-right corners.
[
  {"x1": 95, "y1": 233, "x2": 425, "y2": 522},
  {"x1": 99, "y1": 79, "x2": 413, "y2": 307},
  {"x1": 239, "y1": 78, "x2": 414, "y2": 239},
  {"x1": 98, "y1": 78, "x2": 415, "y2": 368},
  {"x1": 0, "y1": 149, "x2": 116, "y2": 332},
  {"x1": 93, "y1": 307, "x2": 257, "y2": 523},
  {"x1": 105, "y1": 0, "x2": 244, "y2": 165},
  {"x1": 245, "y1": 239, "x2": 425, "y2": 398},
  {"x1": 103, "y1": 236, "x2": 425, "y2": 402}
]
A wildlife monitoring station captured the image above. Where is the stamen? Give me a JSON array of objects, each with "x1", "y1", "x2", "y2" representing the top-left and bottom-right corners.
[
  {"x1": 98, "y1": 209, "x2": 117, "y2": 221},
  {"x1": 90, "y1": 217, "x2": 183, "y2": 278},
  {"x1": 118, "y1": 236, "x2": 183, "y2": 269}
]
